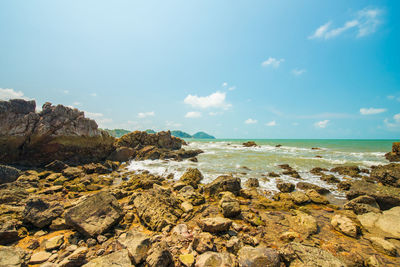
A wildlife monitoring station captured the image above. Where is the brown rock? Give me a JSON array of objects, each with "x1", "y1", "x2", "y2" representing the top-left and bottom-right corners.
[
  {"x1": 243, "y1": 141, "x2": 257, "y2": 147},
  {"x1": 204, "y1": 175, "x2": 241, "y2": 196},
  {"x1": 23, "y1": 198, "x2": 64, "y2": 228},
  {"x1": 179, "y1": 168, "x2": 204, "y2": 188},
  {"x1": 198, "y1": 217, "x2": 232, "y2": 233}
]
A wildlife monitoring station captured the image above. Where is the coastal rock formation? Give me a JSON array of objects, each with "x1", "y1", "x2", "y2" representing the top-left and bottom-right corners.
[
  {"x1": 115, "y1": 130, "x2": 183, "y2": 150},
  {"x1": 385, "y1": 142, "x2": 400, "y2": 162},
  {"x1": 0, "y1": 164, "x2": 20, "y2": 184},
  {"x1": 242, "y1": 141, "x2": 257, "y2": 147},
  {"x1": 370, "y1": 163, "x2": 400, "y2": 187},
  {"x1": 0, "y1": 99, "x2": 115, "y2": 166}
]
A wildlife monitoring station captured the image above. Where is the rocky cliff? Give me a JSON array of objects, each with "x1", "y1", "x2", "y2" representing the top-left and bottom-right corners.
[
  {"x1": 0, "y1": 99, "x2": 115, "y2": 166},
  {"x1": 385, "y1": 142, "x2": 400, "y2": 162}
]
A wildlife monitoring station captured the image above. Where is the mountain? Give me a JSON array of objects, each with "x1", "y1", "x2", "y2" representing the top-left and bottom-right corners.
[
  {"x1": 103, "y1": 129, "x2": 131, "y2": 138},
  {"x1": 192, "y1": 131, "x2": 216, "y2": 139},
  {"x1": 145, "y1": 129, "x2": 156, "y2": 134},
  {"x1": 171, "y1": 130, "x2": 192, "y2": 138}
]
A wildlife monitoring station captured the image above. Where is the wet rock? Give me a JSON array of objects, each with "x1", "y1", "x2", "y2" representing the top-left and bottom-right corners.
[
  {"x1": 243, "y1": 141, "x2": 257, "y2": 147},
  {"x1": 45, "y1": 160, "x2": 69, "y2": 172},
  {"x1": 290, "y1": 191, "x2": 310, "y2": 205},
  {"x1": 193, "y1": 232, "x2": 215, "y2": 253},
  {"x1": 279, "y1": 242, "x2": 346, "y2": 267},
  {"x1": 306, "y1": 189, "x2": 329, "y2": 204},
  {"x1": 179, "y1": 168, "x2": 203, "y2": 188},
  {"x1": 107, "y1": 146, "x2": 135, "y2": 162},
  {"x1": 65, "y1": 191, "x2": 123, "y2": 237},
  {"x1": 347, "y1": 180, "x2": 400, "y2": 210},
  {"x1": 219, "y1": 192, "x2": 241, "y2": 218},
  {"x1": 331, "y1": 214, "x2": 359, "y2": 237},
  {"x1": 62, "y1": 167, "x2": 84, "y2": 179},
  {"x1": 370, "y1": 163, "x2": 400, "y2": 187},
  {"x1": 289, "y1": 210, "x2": 318, "y2": 236},
  {"x1": 310, "y1": 167, "x2": 328, "y2": 175},
  {"x1": 133, "y1": 186, "x2": 181, "y2": 231},
  {"x1": 145, "y1": 241, "x2": 173, "y2": 267},
  {"x1": 268, "y1": 172, "x2": 280, "y2": 177},
  {"x1": 204, "y1": 175, "x2": 241, "y2": 196},
  {"x1": 83, "y1": 163, "x2": 110, "y2": 174},
  {"x1": 0, "y1": 164, "x2": 20, "y2": 184},
  {"x1": 195, "y1": 251, "x2": 236, "y2": 267},
  {"x1": 30, "y1": 251, "x2": 52, "y2": 264},
  {"x1": 385, "y1": 142, "x2": 400, "y2": 162},
  {"x1": 244, "y1": 178, "x2": 259, "y2": 188},
  {"x1": 296, "y1": 182, "x2": 330, "y2": 194},
  {"x1": 179, "y1": 185, "x2": 205, "y2": 206},
  {"x1": 366, "y1": 236, "x2": 398, "y2": 256},
  {"x1": 83, "y1": 249, "x2": 131, "y2": 267},
  {"x1": 117, "y1": 230, "x2": 151, "y2": 265},
  {"x1": 330, "y1": 165, "x2": 361, "y2": 177},
  {"x1": 126, "y1": 173, "x2": 164, "y2": 190},
  {"x1": 0, "y1": 183, "x2": 29, "y2": 204},
  {"x1": 198, "y1": 217, "x2": 232, "y2": 233},
  {"x1": 23, "y1": 198, "x2": 64, "y2": 228},
  {"x1": 277, "y1": 182, "x2": 295, "y2": 193},
  {"x1": 237, "y1": 246, "x2": 280, "y2": 267},
  {"x1": 0, "y1": 245, "x2": 29, "y2": 267},
  {"x1": 344, "y1": 195, "x2": 380, "y2": 215},
  {"x1": 337, "y1": 181, "x2": 352, "y2": 191},
  {"x1": 44, "y1": 235, "x2": 64, "y2": 250},
  {"x1": 320, "y1": 174, "x2": 340, "y2": 184}
]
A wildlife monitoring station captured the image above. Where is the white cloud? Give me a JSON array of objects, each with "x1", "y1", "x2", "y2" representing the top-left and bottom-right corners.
[
  {"x1": 184, "y1": 91, "x2": 231, "y2": 109},
  {"x1": 309, "y1": 8, "x2": 383, "y2": 40},
  {"x1": 314, "y1": 120, "x2": 329, "y2": 128},
  {"x1": 266, "y1": 120, "x2": 276, "y2": 126},
  {"x1": 137, "y1": 111, "x2": 155, "y2": 118},
  {"x1": 0, "y1": 88, "x2": 29, "y2": 100},
  {"x1": 261, "y1": 57, "x2": 285, "y2": 68},
  {"x1": 90, "y1": 93, "x2": 97, "y2": 97},
  {"x1": 222, "y1": 82, "x2": 228, "y2": 87},
  {"x1": 292, "y1": 68, "x2": 306, "y2": 76},
  {"x1": 228, "y1": 86, "x2": 236, "y2": 91},
  {"x1": 85, "y1": 111, "x2": 104, "y2": 119},
  {"x1": 185, "y1": 111, "x2": 202, "y2": 118},
  {"x1": 384, "y1": 113, "x2": 400, "y2": 128},
  {"x1": 209, "y1": 111, "x2": 221, "y2": 116},
  {"x1": 245, "y1": 118, "x2": 257, "y2": 124},
  {"x1": 360, "y1": 107, "x2": 386, "y2": 115}
]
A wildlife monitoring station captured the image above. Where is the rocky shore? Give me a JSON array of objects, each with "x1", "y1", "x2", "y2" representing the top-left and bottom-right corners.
[{"x1": 1, "y1": 99, "x2": 400, "y2": 266}]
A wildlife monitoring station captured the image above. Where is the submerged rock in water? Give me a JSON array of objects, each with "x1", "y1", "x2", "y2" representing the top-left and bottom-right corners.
[
  {"x1": 237, "y1": 246, "x2": 280, "y2": 267},
  {"x1": 242, "y1": 141, "x2": 257, "y2": 147}
]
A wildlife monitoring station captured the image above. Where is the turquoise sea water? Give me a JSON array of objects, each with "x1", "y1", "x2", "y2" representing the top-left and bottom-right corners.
[{"x1": 128, "y1": 139, "x2": 397, "y2": 199}]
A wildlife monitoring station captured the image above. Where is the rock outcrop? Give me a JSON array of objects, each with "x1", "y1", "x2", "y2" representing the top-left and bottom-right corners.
[
  {"x1": 0, "y1": 99, "x2": 115, "y2": 166},
  {"x1": 0, "y1": 164, "x2": 20, "y2": 184},
  {"x1": 385, "y1": 142, "x2": 400, "y2": 162},
  {"x1": 370, "y1": 163, "x2": 400, "y2": 187}
]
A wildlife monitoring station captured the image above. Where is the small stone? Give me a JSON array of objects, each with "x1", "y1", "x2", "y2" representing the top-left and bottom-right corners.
[
  {"x1": 197, "y1": 217, "x2": 232, "y2": 233},
  {"x1": 30, "y1": 251, "x2": 52, "y2": 264},
  {"x1": 97, "y1": 235, "x2": 107, "y2": 244},
  {"x1": 86, "y1": 238, "x2": 97, "y2": 247},
  {"x1": 238, "y1": 246, "x2": 281, "y2": 267},
  {"x1": 244, "y1": 178, "x2": 259, "y2": 188},
  {"x1": 277, "y1": 182, "x2": 295, "y2": 193},
  {"x1": 181, "y1": 201, "x2": 194, "y2": 213},
  {"x1": 45, "y1": 235, "x2": 64, "y2": 250},
  {"x1": 83, "y1": 249, "x2": 131, "y2": 267},
  {"x1": 193, "y1": 232, "x2": 214, "y2": 253},
  {"x1": 179, "y1": 254, "x2": 195, "y2": 267},
  {"x1": 279, "y1": 231, "x2": 301, "y2": 242},
  {"x1": 195, "y1": 251, "x2": 236, "y2": 267}
]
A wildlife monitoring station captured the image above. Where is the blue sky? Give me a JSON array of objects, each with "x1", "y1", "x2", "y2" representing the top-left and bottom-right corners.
[{"x1": 0, "y1": 0, "x2": 399, "y2": 138}]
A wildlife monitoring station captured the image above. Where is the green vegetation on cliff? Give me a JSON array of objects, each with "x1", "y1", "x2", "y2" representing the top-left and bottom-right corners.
[
  {"x1": 103, "y1": 129, "x2": 131, "y2": 138},
  {"x1": 171, "y1": 130, "x2": 192, "y2": 138},
  {"x1": 192, "y1": 131, "x2": 216, "y2": 139}
]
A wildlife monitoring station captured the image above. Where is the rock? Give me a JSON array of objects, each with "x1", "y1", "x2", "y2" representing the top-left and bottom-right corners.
[
  {"x1": 331, "y1": 214, "x2": 359, "y2": 237},
  {"x1": 330, "y1": 165, "x2": 361, "y2": 177},
  {"x1": 62, "y1": 167, "x2": 84, "y2": 179},
  {"x1": 107, "y1": 146, "x2": 135, "y2": 162},
  {"x1": 133, "y1": 186, "x2": 181, "y2": 231},
  {"x1": 30, "y1": 251, "x2": 52, "y2": 264},
  {"x1": 0, "y1": 221, "x2": 20, "y2": 245},
  {"x1": 0, "y1": 246, "x2": 29, "y2": 267},
  {"x1": 58, "y1": 246, "x2": 88, "y2": 267},
  {"x1": 366, "y1": 236, "x2": 398, "y2": 256},
  {"x1": 347, "y1": 180, "x2": 400, "y2": 210},
  {"x1": 23, "y1": 198, "x2": 64, "y2": 228},
  {"x1": 195, "y1": 252, "x2": 236, "y2": 267},
  {"x1": 117, "y1": 230, "x2": 151, "y2": 265},
  {"x1": 45, "y1": 160, "x2": 69, "y2": 172},
  {"x1": 145, "y1": 241, "x2": 173, "y2": 267},
  {"x1": 290, "y1": 191, "x2": 310, "y2": 205},
  {"x1": 65, "y1": 191, "x2": 124, "y2": 237},
  {"x1": 49, "y1": 217, "x2": 68, "y2": 230},
  {"x1": 116, "y1": 130, "x2": 183, "y2": 150},
  {"x1": 243, "y1": 141, "x2": 257, "y2": 147},
  {"x1": 179, "y1": 185, "x2": 205, "y2": 206},
  {"x1": 244, "y1": 178, "x2": 259, "y2": 188},
  {"x1": 179, "y1": 254, "x2": 195, "y2": 267},
  {"x1": 290, "y1": 210, "x2": 318, "y2": 236},
  {"x1": 337, "y1": 181, "x2": 352, "y2": 191},
  {"x1": 193, "y1": 232, "x2": 214, "y2": 253},
  {"x1": 385, "y1": 142, "x2": 400, "y2": 162},
  {"x1": 268, "y1": 172, "x2": 280, "y2": 177},
  {"x1": 198, "y1": 217, "x2": 232, "y2": 233},
  {"x1": 0, "y1": 164, "x2": 20, "y2": 184},
  {"x1": 306, "y1": 189, "x2": 329, "y2": 204},
  {"x1": 181, "y1": 201, "x2": 194, "y2": 213},
  {"x1": 83, "y1": 249, "x2": 132, "y2": 267},
  {"x1": 358, "y1": 207, "x2": 400, "y2": 239},
  {"x1": 282, "y1": 169, "x2": 301, "y2": 179},
  {"x1": 204, "y1": 175, "x2": 241, "y2": 196},
  {"x1": 44, "y1": 235, "x2": 64, "y2": 250},
  {"x1": 343, "y1": 195, "x2": 380, "y2": 215},
  {"x1": 277, "y1": 182, "x2": 295, "y2": 193},
  {"x1": 83, "y1": 163, "x2": 110, "y2": 174},
  {"x1": 280, "y1": 242, "x2": 346, "y2": 267},
  {"x1": 126, "y1": 173, "x2": 164, "y2": 190},
  {"x1": 219, "y1": 192, "x2": 241, "y2": 218},
  {"x1": 179, "y1": 168, "x2": 203, "y2": 188},
  {"x1": 370, "y1": 163, "x2": 400, "y2": 187},
  {"x1": 310, "y1": 167, "x2": 328, "y2": 175},
  {"x1": 237, "y1": 246, "x2": 280, "y2": 267},
  {"x1": 320, "y1": 174, "x2": 340, "y2": 184},
  {"x1": 296, "y1": 182, "x2": 330, "y2": 194},
  {"x1": 0, "y1": 99, "x2": 115, "y2": 166}
]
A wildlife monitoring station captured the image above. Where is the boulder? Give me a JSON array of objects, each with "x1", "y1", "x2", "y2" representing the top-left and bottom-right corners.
[
  {"x1": 82, "y1": 163, "x2": 110, "y2": 174},
  {"x1": 358, "y1": 207, "x2": 400, "y2": 239},
  {"x1": 279, "y1": 242, "x2": 346, "y2": 267},
  {"x1": 83, "y1": 249, "x2": 132, "y2": 267},
  {"x1": 0, "y1": 245, "x2": 29, "y2": 267},
  {"x1": 195, "y1": 252, "x2": 236, "y2": 267},
  {"x1": 179, "y1": 254, "x2": 195, "y2": 267},
  {"x1": 385, "y1": 142, "x2": 400, "y2": 162},
  {"x1": 277, "y1": 182, "x2": 295, "y2": 193},
  {"x1": 179, "y1": 168, "x2": 203, "y2": 188},
  {"x1": 320, "y1": 174, "x2": 340, "y2": 184},
  {"x1": 44, "y1": 235, "x2": 64, "y2": 250},
  {"x1": 65, "y1": 191, "x2": 123, "y2": 237},
  {"x1": 289, "y1": 210, "x2": 318, "y2": 236},
  {"x1": 219, "y1": 192, "x2": 241, "y2": 218},
  {"x1": 237, "y1": 246, "x2": 280, "y2": 267},
  {"x1": 370, "y1": 163, "x2": 400, "y2": 187},
  {"x1": 44, "y1": 160, "x2": 68, "y2": 172},
  {"x1": 290, "y1": 191, "x2": 310, "y2": 205},
  {"x1": 115, "y1": 130, "x2": 183, "y2": 150},
  {"x1": 0, "y1": 99, "x2": 115, "y2": 166},
  {"x1": 306, "y1": 189, "x2": 329, "y2": 204},
  {"x1": 366, "y1": 236, "x2": 398, "y2": 256},
  {"x1": 58, "y1": 246, "x2": 88, "y2": 267},
  {"x1": 117, "y1": 230, "x2": 151, "y2": 265},
  {"x1": 0, "y1": 182, "x2": 29, "y2": 204},
  {"x1": 23, "y1": 198, "x2": 64, "y2": 228},
  {"x1": 197, "y1": 217, "x2": 232, "y2": 233},
  {"x1": 107, "y1": 146, "x2": 135, "y2": 162},
  {"x1": 243, "y1": 141, "x2": 257, "y2": 147},
  {"x1": 29, "y1": 251, "x2": 52, "y2": 264},
  {"x1": 145, "y1": 241, "x2": 173, "y2": 267},
  {"x1": 62, "y1": 167, "x2": 84, "y2": 179},
  {"x1": 244, "y1": 178, "x2": 259, "y2": 188},
  {"x1": 343, "y1": 195, "x2": 380, "y2": 215},
  {"x1": 133, "y1": 186, "x2": 181, "y2": 231},
  {"x1": 331, "y1": 214, "x2": 359, "y2": 238},
  {"x1": 0, "y1": 164, "x2": 20, "y2": 184},
  {"x1": 330, "y1": 165, "x2": 360, "y2": 177},
  {"x1": 204, "y1": 175, "x2": 241, "y2": 196},
  {"x1": 296, "y1": 182, "x2": 330, "y2": 194},
  {"x1": 0, "y1": 221, "x2": 20, "y2": 245},
  {"x1": 178, "y1": 185, "x2": 205, "y2": 206},
  {"x1": 193, "y1": 232, "x2": 214, "y2": 253}
]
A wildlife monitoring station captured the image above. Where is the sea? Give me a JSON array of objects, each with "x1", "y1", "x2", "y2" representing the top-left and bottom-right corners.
[{"x1": 128, "y1": 139, "x2": 397, "y2": 199}]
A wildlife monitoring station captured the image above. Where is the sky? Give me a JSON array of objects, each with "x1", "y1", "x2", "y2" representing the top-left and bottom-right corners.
[{"x1": 0, "y1": 0, "x2": 399, "y2": 139}]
